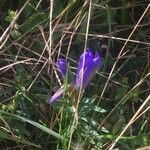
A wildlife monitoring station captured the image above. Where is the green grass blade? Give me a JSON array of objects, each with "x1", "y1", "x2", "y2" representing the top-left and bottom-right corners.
[{"x1": 0, "y1": 110, "x2": 63, "y2": 140}]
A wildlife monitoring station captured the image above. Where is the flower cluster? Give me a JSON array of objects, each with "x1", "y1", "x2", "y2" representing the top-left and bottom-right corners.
[{"x1": 50, "y1": 48, "x2": 102, "y2": 103}]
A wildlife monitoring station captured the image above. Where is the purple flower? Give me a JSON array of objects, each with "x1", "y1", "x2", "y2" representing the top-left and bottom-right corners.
[
  {"x1": 75, "y1": 48, "x2": 101, "y2": 89},
  {"x1": 56, "y1": 58, "x2": 68, "y2": 79},
  {"x1": 49, "y1": 48, "x2": 102, "y2": 103},
  {"x1": 50, "y1": 86, "x2": 64, "y2": 103}
]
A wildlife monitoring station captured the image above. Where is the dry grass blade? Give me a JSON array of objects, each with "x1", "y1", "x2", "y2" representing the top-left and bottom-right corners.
[
  {"x1": 0, "y1": 0, "x2": 30, "y2": 50},
  {"x1": 109, "y1": 94, "x2": 150, "y2": 150}
]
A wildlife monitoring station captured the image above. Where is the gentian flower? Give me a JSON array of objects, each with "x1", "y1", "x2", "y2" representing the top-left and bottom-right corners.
[
  {"x1": 50, "y1": 86, "x2": 64, "y2": 103},
  {"x1": 75, "y1": 48, "x2": 101, "y2": 89},
  {"x1": 56, "y1": 58, "x2": 68, "y2": 79},
  {"x1": 49, "y1": 48, "x2": 102, "y2": 103}
]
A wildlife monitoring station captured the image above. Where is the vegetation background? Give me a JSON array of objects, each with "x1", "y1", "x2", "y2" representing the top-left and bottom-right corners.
[{"x1": 0, "y1": 0, "x2": 150, "y2": 149}]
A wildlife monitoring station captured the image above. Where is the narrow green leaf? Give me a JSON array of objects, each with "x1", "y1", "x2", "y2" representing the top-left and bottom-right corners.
[
  {"x1": 0, "y1": 110, "x2": 63, "y2": 140},
  {"x1": 0, "y1": 130, "x2": 41, "y2": 148}
]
